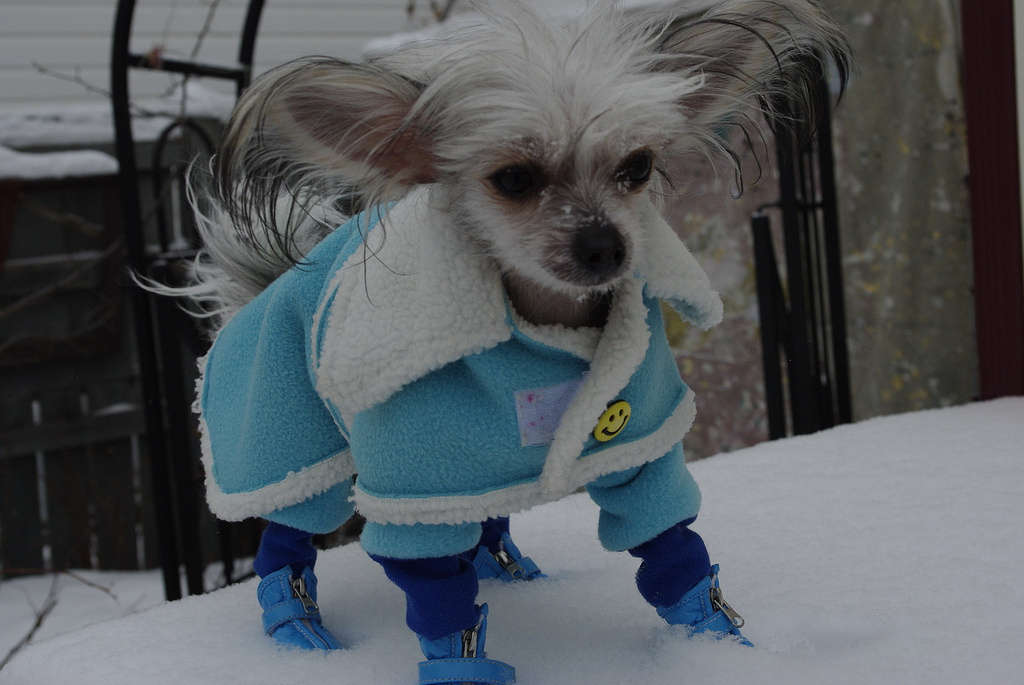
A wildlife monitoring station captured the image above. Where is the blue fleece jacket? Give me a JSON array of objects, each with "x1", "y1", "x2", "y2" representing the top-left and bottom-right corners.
[{"x1": 197, "y1": 187, "x2": 723, "y2": 542}]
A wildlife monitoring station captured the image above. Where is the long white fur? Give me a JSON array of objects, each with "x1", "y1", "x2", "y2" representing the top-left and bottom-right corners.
[{"x1": 174, "y1": 0, "x2": 848, "y2": 334}]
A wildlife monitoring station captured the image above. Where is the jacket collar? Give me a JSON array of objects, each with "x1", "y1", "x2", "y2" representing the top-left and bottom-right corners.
[{"x1": 314, "y1": 186, "x2": 722, "y2": 432}]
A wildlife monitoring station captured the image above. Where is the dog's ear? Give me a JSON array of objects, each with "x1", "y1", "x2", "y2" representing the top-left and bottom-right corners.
[
  {"x1": 269, "y1": 60, "x2": 435, "y2": 185},
  {"x1": 216, "y1": 58, "x2": 435, "y2": 204},
  {"x1": 647, "y1": 0, "x2": 850, "y2": 131}
]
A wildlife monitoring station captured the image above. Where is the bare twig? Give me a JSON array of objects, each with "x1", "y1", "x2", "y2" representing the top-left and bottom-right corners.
[
  {"x1": 30, "y1": 63, "x2": 161, "y2": 119},
  {"x1": 63, "y1": 570, "x2": 119, "y2": 603},
  {"x1": 20, "y1": 198, "x2": 106, "y2": 241},
  {"x1": 0, "y1": 238, "x2": 123, "y2": 323},
  {"x1": 0, "y1": 574, "x2": 60, "y2": 672},
  {"x1": 164, "y1": 0, "x2": 225, "y2": 106},
  {"x1": 0, "y1": 570, "x2": 125, "y2": 672},
  {"x1": 32, "y1": 0, "x2": 225, "y2": 117},
  {"x1": 30, "y1": 62, "x2": 115, "y2": 100},
  {"x1": 407, "y1": 0, "x2": 461, "y2": 22},
  {"x1": 188, "y1": 0, "x2": 221, "y2": 63},
  {"x1": 0, "y1": 305, "x2": 119, "y2": 360},
  {"x1": 432, "y1": 0, "x2": 461, "y2": 21}
]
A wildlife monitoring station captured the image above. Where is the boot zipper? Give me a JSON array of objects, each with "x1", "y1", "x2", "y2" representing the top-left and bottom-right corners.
[
  {"x1": 709, "y1": 586, "x2": 745, "y2": 628},
  {"x1": 291, "y1": 576, "x2": 319, "y2": 614},
  {"x1": 492, "y1": 548, "x2": 526, "y2": 579},
  {"x1": 461, "y1": 617, "x2": 482, "y2": 658}
]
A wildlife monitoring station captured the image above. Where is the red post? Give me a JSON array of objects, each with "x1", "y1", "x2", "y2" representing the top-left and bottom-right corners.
[{"x1": 961, "y1": 0, "x2": 1024, "y2": 398}]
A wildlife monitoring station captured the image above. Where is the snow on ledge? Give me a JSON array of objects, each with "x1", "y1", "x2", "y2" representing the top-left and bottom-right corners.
[
  {"x1": 0, "y1": 82, "x2": 235, "y2": 150},
  {"x1": 0, "y1": 145, "x2": 118, "y2": 181}
]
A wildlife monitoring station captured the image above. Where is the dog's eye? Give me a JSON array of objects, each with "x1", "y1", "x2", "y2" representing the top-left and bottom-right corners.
[
  {"x1": 617, "y1": 151, "x2": 654, "y2": 188},
  {"x1": 490, "y1": 166, "x2": 540, "y2": 198}
]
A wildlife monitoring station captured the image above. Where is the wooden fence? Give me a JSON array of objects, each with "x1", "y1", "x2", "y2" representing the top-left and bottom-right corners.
[
  {"x1": 0, "y1": 392, "x2": 153, "y2": 574},
  {"x1": 0, "y1": 164, "x2": 262, "y2": 584}
]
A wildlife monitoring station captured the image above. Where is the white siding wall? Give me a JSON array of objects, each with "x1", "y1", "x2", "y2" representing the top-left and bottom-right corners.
[{"x1": 0, "y1": 0, "x2": 414, "y2": 107}]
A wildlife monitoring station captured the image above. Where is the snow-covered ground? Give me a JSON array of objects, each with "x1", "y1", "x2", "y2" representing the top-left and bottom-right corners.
[
  {"x1": 2, "y1": 398, "x2": 1022, "y2": 684},
  {"x1": 0, "y1": 569, "x2": 166, "y2": 665}
]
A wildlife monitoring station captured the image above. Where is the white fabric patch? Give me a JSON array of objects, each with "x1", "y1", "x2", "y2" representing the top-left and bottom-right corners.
[{"x1": 515, "y1": 376, "x2": 587, "y2": 447}]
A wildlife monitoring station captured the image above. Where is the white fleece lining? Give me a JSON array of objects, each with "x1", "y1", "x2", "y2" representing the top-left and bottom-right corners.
[
  {"x1": 198, "y1": 412, "x2": 356, "y2": 521},
  {"x1": 351, "y1": 390, "x2": 697, "y2": 526},
  {"x1": 510, "y1": 306, "x2": 601, "y2": 360},
  {"x1": 315, "y1": 187, "x2": 512, "y2": 427},
  {"x1": 639, "y1": 202, "x2": 724, "y2": 330},
  {"x1": 539, "y1": 274, "x2": 651, "y2": 496},
  {"x1": 309, "y1": 211, "x2": 387, "y2": 366}
]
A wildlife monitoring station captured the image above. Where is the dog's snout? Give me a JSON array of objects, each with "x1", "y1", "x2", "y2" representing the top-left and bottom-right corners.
[{"x1": 571, "y1": 222, "x2": 626, "y2": 280}]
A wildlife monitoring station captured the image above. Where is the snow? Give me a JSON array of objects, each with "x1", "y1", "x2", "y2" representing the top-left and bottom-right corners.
[
  {"x1": 0, "y1": 82, "x2": 235, "y2": 150},
  {"x1": 0, "y1": 570, "x2": 167, "y2": 661},
  {"x1": 0, "y1": 145, "x2": 118, "y2": 180},
  {"x1": 2, "y1": 398, "x2": 1022, "y2": 684}
]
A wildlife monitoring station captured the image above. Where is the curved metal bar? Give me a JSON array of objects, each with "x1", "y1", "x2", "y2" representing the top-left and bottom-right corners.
[
  {"x1": 237, "y1": 0, "x2": 267, "y2": 92},
  {"x1": 151, "y1": 119, "x2": 217, "y2": 252}
]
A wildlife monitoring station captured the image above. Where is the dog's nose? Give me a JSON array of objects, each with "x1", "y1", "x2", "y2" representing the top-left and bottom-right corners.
[{"x1": 571, "y1": 222, "x2": 626, "y2": 280}]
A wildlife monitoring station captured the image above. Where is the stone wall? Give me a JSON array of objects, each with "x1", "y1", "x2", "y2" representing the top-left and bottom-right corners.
[
  {"x1": 830, "y1": 0, "x2": 976, "y2": 418},
  {"x1": 672, "y1": 0, "x2": 976, "y2": 459}
]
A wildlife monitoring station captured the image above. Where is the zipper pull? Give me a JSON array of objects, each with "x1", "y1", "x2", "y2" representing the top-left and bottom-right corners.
[
  {"x1": 461, "y1": 623, "x2": 480, "y2": 658},
  {"x1": 493, "y1": 545, "x2": 526, "y2": 579},
  {"x1": 710, "y1": 586, "x2": 745, "y2": 629},
  {"x1": 461, "y1": 607, "x2": 486, "y2": 658},
  {"x1": 291, "y1": 576, "x2": 319, "y2": 614}
]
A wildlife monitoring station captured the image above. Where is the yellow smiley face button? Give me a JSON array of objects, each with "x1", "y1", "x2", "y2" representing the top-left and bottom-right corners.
[{"x1": 593, "y1": 400, "x2": 631, "y2": 442}]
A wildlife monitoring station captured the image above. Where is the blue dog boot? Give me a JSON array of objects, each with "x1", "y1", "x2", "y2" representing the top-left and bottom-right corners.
[
  {"x1": 257, "y1": 566, "x2": 342, "y2": 650},
  {"x1": 657, "y1": 565, "x2": 752, "y2": 646},
  {"x1": 471, "y1": 533, "x2": 545, "y2": 582},
  {"x1": 418, "y1": 604, "x2": 516, "y2": 684}
]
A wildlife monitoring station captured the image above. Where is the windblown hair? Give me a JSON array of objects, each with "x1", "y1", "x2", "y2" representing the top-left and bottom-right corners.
[{"x1": 177, "y1": 0, "x2": 849, "y2": 333}]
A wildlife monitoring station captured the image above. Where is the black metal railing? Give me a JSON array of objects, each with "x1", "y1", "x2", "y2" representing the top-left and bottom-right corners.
[
  {"x1": 752, "y1": 65, "x2": 852, "y2": 439},
  {"x1": 110, "y1": 0, "x2": 267, "y2": 601}
]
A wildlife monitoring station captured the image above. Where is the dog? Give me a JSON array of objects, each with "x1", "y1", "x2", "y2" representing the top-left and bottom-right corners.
[{"x1": 170, "y1": 2, "x2": 848, "y2": 682}]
